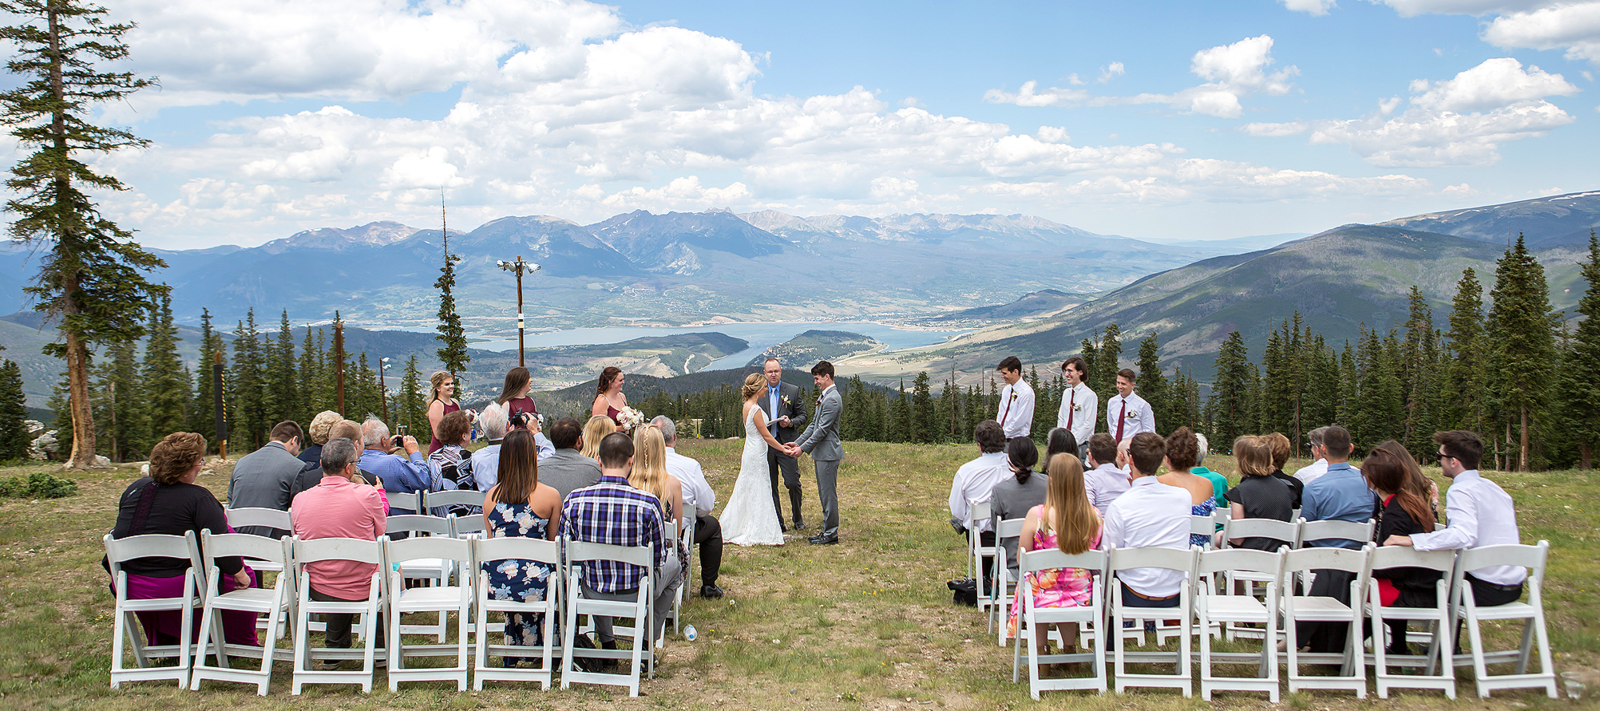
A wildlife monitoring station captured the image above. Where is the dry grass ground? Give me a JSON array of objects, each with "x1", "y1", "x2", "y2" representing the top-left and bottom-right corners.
[{"x1": 0, "y1": 440, "x2": 1596, "y2": 710}]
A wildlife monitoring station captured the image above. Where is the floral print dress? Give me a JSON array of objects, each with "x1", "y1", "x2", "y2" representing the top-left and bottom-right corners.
[
  {"x1": 482, "y1": 501, "x2": 554, "y2": 647},
  {"x1": 1189, "y1": 498, "x2": 1217, "y2": 548},
  {"x1": 1008, "y1": 505, "x2": 1103, "y2": 637}
]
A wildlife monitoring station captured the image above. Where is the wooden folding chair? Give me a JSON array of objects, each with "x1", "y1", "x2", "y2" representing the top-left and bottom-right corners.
[
  {"x1": 1011, "y1": 548, "x2": 1107, "y2": 698},
  {"x1": 1366, "y1": 547, "x2": 1456, "y2": 699},
  {"x1": 104, "y1": 532, "x2": 203, "y2": 689},
  {"x1": 1452, "y1": 541, "x2": 1557, "y2": 699},
  {"x1": 1194, "y1": 548, "x2": 1283, "y2": 702},
  {"x1": 472, "y1": 536, "x2": 563, "y2": 689},
  {"x1": 190, "y1": 532, "x2": 294, "y2": 694}
]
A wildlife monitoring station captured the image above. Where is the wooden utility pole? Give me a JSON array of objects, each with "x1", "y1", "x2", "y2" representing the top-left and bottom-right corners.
[
  {"x1": 214, "y1": 351, "x2": 227, "y2": 460},
  {"x1": 334, "y1": 320, "x2": 346, "y2": 415},
  {"x1": 378, "y1": 357, "x2": 390, "y2": 423},
  {"x1": 497, "y1": 256, "x2": 541, "y2": 367}
]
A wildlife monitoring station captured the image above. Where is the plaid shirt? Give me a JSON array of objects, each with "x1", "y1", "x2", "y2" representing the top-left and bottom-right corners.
[{"x1": 559, "y1": 474, "x2": 665, "y2": 593}]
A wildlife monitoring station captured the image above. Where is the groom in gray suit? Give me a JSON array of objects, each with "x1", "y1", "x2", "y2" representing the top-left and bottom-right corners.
[{"x1": 791, "y1": 361, "x2": 843, "y2": 545}]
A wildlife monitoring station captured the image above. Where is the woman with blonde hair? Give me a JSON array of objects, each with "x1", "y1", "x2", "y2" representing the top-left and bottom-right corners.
[
  {"x1": 717, "y1": 372, "x2": 792, "y2": 546},
  {"x1": 1223, "y1": 435, "x2": 1295, "y2": 551},
  {"x1": 578, "y1": 415, "x2": 615, "y2": 460},
  {"x1": 1008, "y1": 453, "x2": 1101, "y2": 656},
  {"x1": 300, "y1": 409, "x2": 342, "y2": 466},
  {"x1": 631, "y1": 425, "x2": 686, "y2": 548},
  {"x1": 426, "y1": 371, "x2": 462, "y2": 455}
]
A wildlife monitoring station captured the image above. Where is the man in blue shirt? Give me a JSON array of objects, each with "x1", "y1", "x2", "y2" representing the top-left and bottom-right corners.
[
  {"x1": 1295, "y1": 425, "x2": 1374, "y2": 653},
  {"x1": 359, "y1": 418, "x2": 432, "y2": 516}
]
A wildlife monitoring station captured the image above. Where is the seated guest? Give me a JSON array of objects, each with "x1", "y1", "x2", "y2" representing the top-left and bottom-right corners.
[
  {"x1": 1009, "y1": 452, "x2": 1101, "y2": 657},
  {"x1": 1386, "y1": 430, "x2": 1525, "y2": 607},
  {"x1": 360, "y1": 418, "x2": 432, "y2": 515},
  {"x1": 472, "y1": 404, "x2": 510, "y2": 491},
  {"x1": 539, "y1": 416, "x2": 604, "y2": 500},
  {"x1": 1297, "y1": 425, "x2": 1375, "y2": 652},
  {"x1": 1187, "y1": 432, "x2": 1228, "y2": 508},
  {"x1": 1083, "y1": 433, "x2": 1130, "y2": 515},
  {"x1": 1224, "y1": 435, "x2": 1294, "y2": 551},
  {"x1": 426, "y1": 410, "x2": 477, "y2": 516},
  {"x1": 299, "y1": 410, "x2": 341, "y2": 467},
  {"x1": 1042, "y1": 427, "x2": 1078, "y2": 472},
  {"x1": 290, "y1": 437, "x2": 388, "y2": 662},
  {"x1": 1157, "y1": 427, "x2": 1220, "y2": 548},
  {"x1": 655, "y1": 416, "x2": 724, "y2": 598},
  {"x1": 1362, "y1": 445, "x2": 1441, "y2": 656},
  {"x1": 631, "y1": 425, "x2": 686, "y2": 539},
  {"x1": 990, "y1": 436, "x2": 1048, "y2": 581},
  {"x1": 949, "y1": 421, "x2": 1011, "y2": 591},
  {"x1": 1295, "y1": 426, "x2": 1331, "y2": 485},
  {"x1": 479, "y1": 429, "x2": 562, "y2": 667},
  {"x1": 106, "y1": 432, "x2": 257, "y2": 648},
  {"x1": 1265, "y1": 432, "x2": 1304, "y2": 509},
  {"x1": 227, "y1": 420, "x2": 304, "y2": 538},
  {"x1": 578, "y1": 415, "x2": 615, "y2": 460},
  {"x1": 291, "y1": 420, "x2": 372, "y2": 500},
  {"x1": 1373, "y1": 439, "x2": 1439, "y2": 517},
  {"x1": 1103, "y1": 433, "x2": 1192, "y2": 629},
  {"x1": 561, "y1": 433, "x2": 681, "y2": 648}
]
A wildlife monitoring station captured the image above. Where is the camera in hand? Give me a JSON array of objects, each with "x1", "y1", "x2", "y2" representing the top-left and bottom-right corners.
[
  {"x1": 391, "y1": 435, "x2": 405, "y2": 448},
  {"x1": 509, "y1": 410, "x2": 532, "y2": 429}
]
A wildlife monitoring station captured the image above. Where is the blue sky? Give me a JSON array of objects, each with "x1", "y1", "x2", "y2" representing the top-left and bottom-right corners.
[{"x1": 25, "y1": 0, "x2": 1598, "y2": 248}]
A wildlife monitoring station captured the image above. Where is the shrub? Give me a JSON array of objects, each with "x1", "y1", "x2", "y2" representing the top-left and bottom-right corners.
[{"x1": 0, "y1": 472, "x2": 79, "y2": 499}]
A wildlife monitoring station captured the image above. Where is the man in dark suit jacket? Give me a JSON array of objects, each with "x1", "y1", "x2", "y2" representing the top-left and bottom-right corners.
[
  {"x1": 227, "y1": 420, "x2": 305, "y2": 539},
  {"x1": 761, "y1": 357, "x2": 809, "y2": 530}
]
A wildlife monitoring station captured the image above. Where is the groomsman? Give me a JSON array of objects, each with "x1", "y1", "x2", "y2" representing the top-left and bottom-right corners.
[
  {"x1": 761, "y1": 358, "x2": 808, "y2": 531},
  {"x1": 1055, "y1": 356, "x2": 1096, "y2": 460},
  {"x1": 1105, "y1": 368, "x2": 1155, "y2": 442},
  {"x1": 994, "y1": 356, "x2": 1034, "y2": 439}
]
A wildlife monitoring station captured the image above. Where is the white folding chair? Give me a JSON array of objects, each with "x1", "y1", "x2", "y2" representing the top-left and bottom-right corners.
[
  {"x1": 450, "y1": 512, "x2": 487, "y2": 539},
  {"x1": 1194, "y1": 548, "x2": 1282, "y2": 702},
  {"x1": 682, "y1": 514, "x2": 697, "y2": 600},
  {"x1": 472, "y1": 536, "x2": 563, "y2": 689},
  {"x1": 561, "y1": 540, "x2": 655, "y2": 697},
  {"x1": 991, "y1": 517, "x2": 1027, "y2": 646},
  {"x1": 1108, "y1": 545, "x2": 1198, "y2": 696},
  {"x1": 190, "y1": 532, "x2": 294, "y2": 694},
  {"x1": 664, "y1": 523, "x2": 683, "y2": 637},
  {"x1": 383, "y1": 535, "x2": 472, "y2": 691},
  {"x1": 1189, "y1": 515, "x2": 1216, "y2": 551},
  {"x1": 1011, "y1": 548, "x2": 1107, "y2": 698},
  {"x1": 385, "y1": 514, "x2": 455, "y2": 641},
  {"x1": 1219, "y1": 518, "x2": 1299, "y2": 640},
  {"x1": 424, "y1": 489, "x2": 483, "y2": 509},
  {"x1": 966, "y1": 499, "x2": 996, "y2": 615},
  {"x1": 224, "y1": 507, "x2": 292, "y2": 543},
  {"x1": 290, "y1": 537, "x2": 385, "y2": 694},
  {"x1": 1366, "y1": 547, "x2": 1456, "y2": 699},
  {"x1": 1294, "y1": 518, "x2": 1373, "y2": 592},
  {"x1": 1452, "y1": 541, "x2": 1557, "y2": 699},
  {"x1": 387, "y1": 490, "x2": 422, "y2": 514},
  {"x1": 104, "y1": 532, "x2": 203, "y2": 689},
  {"x1": 1281, "y1": 544, "x2": 1372, "y2": 697}
]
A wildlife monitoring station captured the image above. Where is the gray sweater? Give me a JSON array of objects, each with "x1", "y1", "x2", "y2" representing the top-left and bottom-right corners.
[
  {"x1": 989, "y1": 470, "x2": 1050, "y2": 574},
  {"x1": 539, "y1": 448, "x2": 603, "y2": 501}
]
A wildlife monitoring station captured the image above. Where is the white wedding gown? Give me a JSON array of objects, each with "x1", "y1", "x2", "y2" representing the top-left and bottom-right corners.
[{"x1": 719, "y1": 405, "x2": 786, "y2": 546}]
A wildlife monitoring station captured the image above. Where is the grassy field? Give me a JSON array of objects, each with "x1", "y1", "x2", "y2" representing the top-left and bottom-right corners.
[{"x1": 0, "y1": 440, "x2": 1596, "y2": 710}]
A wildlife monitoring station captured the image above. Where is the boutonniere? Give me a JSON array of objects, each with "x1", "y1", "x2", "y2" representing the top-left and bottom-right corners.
[
  {"x1": 815, "y1": 395, "x2": 824, "y2": 407},
  {"x1": 1009, "y1": 391, "x2": 1018, "y2": 401},
  {"x1": 1125, "y1": 409, "x2": 1139, "y2": 420},
  {"x1": 1072, "y1": 403, "x2": 1083, "y2": 412},
  {"x1": 781, "y1": 395, "x2": 792, "y2": 406}
]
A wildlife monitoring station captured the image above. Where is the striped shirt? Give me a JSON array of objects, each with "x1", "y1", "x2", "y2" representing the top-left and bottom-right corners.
[{"x1": 559, "y1": 474, "x2": 665, "y2": 593}]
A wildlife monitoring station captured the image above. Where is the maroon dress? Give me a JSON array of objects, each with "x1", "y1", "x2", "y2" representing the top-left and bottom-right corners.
[
  {"x1": 504, "y1": 396, "x2": 538, "y2": 423},
  {"x1": 428, "y1": 400, "x2": 461, "y2": 455}
]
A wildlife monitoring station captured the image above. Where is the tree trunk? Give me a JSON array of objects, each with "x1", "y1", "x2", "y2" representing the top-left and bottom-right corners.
[
  {"x1": 65, "y1": 333, "x2": 98, "y2": 468},
  {"x1": 1580, "y1": 442, "x2": 1592, "y2": 471},
  {"x1": 1519, "y1": 404, "x2": 1529, "y2": 472}
]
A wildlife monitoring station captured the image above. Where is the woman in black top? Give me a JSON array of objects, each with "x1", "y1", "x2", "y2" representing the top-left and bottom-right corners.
[
  {"x1": 107, "y1": 432, "x2": 258, "y2": 646},
  {"x1": 1264, "y1": 432, "x2": 1304, "y2": 509},
  {"x1": 1363, "y1": 446, "x2": 1441, "y2": 656},
  {"x1": 1223, "y1": 435, "x2": 1294, "y2": 551}
]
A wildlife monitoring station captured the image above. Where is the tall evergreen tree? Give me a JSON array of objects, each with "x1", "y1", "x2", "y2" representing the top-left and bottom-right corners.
[
  {"x1": 229, "y1": 311, "x2": 265, "y2": 451},
  {"x1": 100, "y1": 338, "x2": 146, "y2": 461},
  {"x1": 191, "y1": 308, "x2": 225, "y2": 445},
  {"x1": 1, "y1": 0, "x2": 162, "y2": 467},
  {"x1": 1565, "y1": 231, "x2": 1600, "y2": 469},
  {"x1": 398, "y1": 355, "x2": 426, "y2": 437},
  {"x1": 1444, "y1": 268, "x2": 1488, "y2": 434},
  {"x1": 910, "y1": 371, "x2": 935, "y2": 444},
  {"x1": 1096, "y1": 324, "x2": 1122, "y2": 414},
  {"x1": 0, "y1": 359, "x2": 27, "y2": 460},
  {"x1": 1136, "y1": 332, "x2": 1170, "y2": 432},
  {"x1": 435, "y1": 196, "x2": 470, "y2": 385},
  {"x1": 1488, "y1": 235, "x2": 1556, "y2": 471},
  {"x1": 1207, "y1": 330, "x2": 1251, "y2": 449},
  {"x1": 264, "y1": 310, "x2": 297, "y2": 426},
  {"x1": 140, "y1": 294, "x2": 188, "y2": 442},
  {"x1": 1400, "y1": 287, "x2": 1440, "y2": 460},
  {"x1": 296, "y1": 327, "x2": 322, "y2": 424}
]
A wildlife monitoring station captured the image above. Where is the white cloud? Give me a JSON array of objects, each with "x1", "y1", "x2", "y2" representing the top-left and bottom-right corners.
[
  {"x1": 1372, "y1": 1, "x2": 1600, "y2": 65},
  {"x1": 1098, "y1": 62, "x2": 1125, "y2": 83},
  {"x1": 1282, "y1": 0, "x2": 1338, "y2": 15},
  {"x1": 1245, "y1": 57, "x2": 1577, "y2": 167},
  {"x1": 986, "y1": 36, "x2": 1296, "y2": 118}
]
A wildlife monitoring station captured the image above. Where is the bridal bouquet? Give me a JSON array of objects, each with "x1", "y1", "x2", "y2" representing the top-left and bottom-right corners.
[{"x1": 615, "y1": 406, "x2": 646, "y2": 432}]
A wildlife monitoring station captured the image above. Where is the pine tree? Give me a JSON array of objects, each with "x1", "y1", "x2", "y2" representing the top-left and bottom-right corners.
[
  {"x1": 191, "y1": 308, "x2": 224, "y2": 445},
  {"x1": 1445, "y1": 268, "x2": 1488, "y2": 434},
  {"x1": 1337, "y1": 341, "x2": 1358, "y2": 427},
  {"x1": 435, "y1": 199, "x2": 470, "y2": 384},
  {"x1": 910, "y1": 371, "x2": 935, "y2": 443},
  {"x1": 140, "y1": 294, "x2": 188, "y2": 443},
  {"x1": 264, "y1": 310, "x2": 297, "y2": 427},
  {"x1": 1401, "y1": 287, "x2": 1440, "y2": 460},
  {"x1": 229, "y1": 311, "x2": 265, "y2": 451},
  {"x1": 0, "y1": 359, "x2": 27, "y2": 460},
  {"x1": 1, "y1": 0, "x2": 162, "y2": 467},
  {"x1": 1136, "y1": 333, "x2": 1170, "y2": 433},
  {"x1": 1096, "y1": 325, "x2": 1122, "y2": 414},
  {"x1": 1080, "y1": 335, "x2": 1099, "y2": 397},
  {"x1": 297, "y1": 327, "x2": 322, "y2": 424},
  {"x1": 1207, "y1": 330, "x2": 1251, "y2": 449},
  {"x1": 399, "y1": 355, "x2": 426, "y2": 438},
  {"x1": 102, "y1": 338, "x2": 146, "y2": 461},
  {"x1": 1488, "y1": 235, "x2": 1556, "y2": 471},
  {"x1": 1565, "y1": 231, "x2": 1600, "y2": 468}
]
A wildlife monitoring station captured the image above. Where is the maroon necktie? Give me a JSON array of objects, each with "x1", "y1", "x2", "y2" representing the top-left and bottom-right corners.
[
  {"x1": 1001, "y1": 388, "x2": 1012, "y2": 425},
  {"x1": 1115, "y1": 399, "x2": 1126, "y2": 441},
  {"x1": 1067, "y1": 388, "x2": 1075, "y2": 429}
]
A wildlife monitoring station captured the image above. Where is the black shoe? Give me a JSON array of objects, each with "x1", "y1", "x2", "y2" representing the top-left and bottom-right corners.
[
  {"x1": 700, "y1": 584, "x2": 724, "y2": 599},
  {"x1": 794, "y1": 521, "x2": 807, "y2": 531},
  {"x1": 808, "y1": 532, "x2": 838, "y2": 545},
  {"x1": 601, "y1": 639, "x2": 619, "y2": 671}
]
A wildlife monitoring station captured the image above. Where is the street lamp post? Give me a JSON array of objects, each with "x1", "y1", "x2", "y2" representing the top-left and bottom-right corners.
[{"x1": 496, "y1": 255, "x2": 541, "y2": 366}]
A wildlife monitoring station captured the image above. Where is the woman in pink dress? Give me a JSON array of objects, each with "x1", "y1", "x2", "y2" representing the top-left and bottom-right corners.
[{"x1": 1008, "y1": 453, "x2": 1102, "y2": 656}]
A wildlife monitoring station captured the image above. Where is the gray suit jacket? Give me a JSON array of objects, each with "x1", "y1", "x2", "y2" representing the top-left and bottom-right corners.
[
  {"x1": 227, "y1": 441, "x2": 301, "y2": 537},
  {"x1": 539, "y1": 448, "x2": 603, "y2": 501},
  {"x1": 796, "y1": 385, "x2": 843, "y2": 462}
]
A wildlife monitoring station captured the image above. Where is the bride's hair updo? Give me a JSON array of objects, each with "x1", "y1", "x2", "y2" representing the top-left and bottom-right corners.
[{"x1": 740, "y1": 372, "x2": 764, "y2": 400}]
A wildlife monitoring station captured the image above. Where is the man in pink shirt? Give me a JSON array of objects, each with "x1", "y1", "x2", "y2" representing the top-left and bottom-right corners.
[{"x1": 290, "y1": 437, "x2": 388, "y2": 659}]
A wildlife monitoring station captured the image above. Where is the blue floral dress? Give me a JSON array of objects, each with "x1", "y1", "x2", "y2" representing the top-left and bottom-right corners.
[
  {"x1": 482, "y1": 501, "x2": 554, "y2": 648},
  {"x1": 1189, "y1": 498, "x2": 1217, "y2": 548}
]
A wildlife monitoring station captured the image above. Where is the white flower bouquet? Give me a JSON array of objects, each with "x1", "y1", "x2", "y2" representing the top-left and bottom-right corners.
[{"x1": 615, "y1": 406, "x2": 646, "y2": 432}]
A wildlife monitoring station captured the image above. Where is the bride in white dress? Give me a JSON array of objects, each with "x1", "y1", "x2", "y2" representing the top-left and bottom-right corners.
[{"x1": 720, "y1": 373, "x2": 790, "y2": 546}]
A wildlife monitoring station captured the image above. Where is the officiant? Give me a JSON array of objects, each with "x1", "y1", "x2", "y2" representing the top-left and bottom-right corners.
[{"x1": 762, "y1": 357, "x2": 809, "y2": 532}]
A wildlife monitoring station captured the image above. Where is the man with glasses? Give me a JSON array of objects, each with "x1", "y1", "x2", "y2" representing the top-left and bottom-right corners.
[{"x1": 1385, "y1": 430, "x2": 1526, "y2": 606}]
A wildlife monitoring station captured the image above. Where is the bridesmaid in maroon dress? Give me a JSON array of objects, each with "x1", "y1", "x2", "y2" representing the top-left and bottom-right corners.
[
  {"x1": 497, "y1": 366, "x2": 539, "y2": 424},
  {"x1": 427, "y1": 371, "x2": 461, "y2": 455},
  {"x1": 590, "y1": 366, "x2": 627, "y2": 425}
]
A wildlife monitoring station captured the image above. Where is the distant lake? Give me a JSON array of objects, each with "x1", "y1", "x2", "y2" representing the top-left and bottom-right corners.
[{"x1": 400, "y1": 322, "x2": 971, "y2": 371}]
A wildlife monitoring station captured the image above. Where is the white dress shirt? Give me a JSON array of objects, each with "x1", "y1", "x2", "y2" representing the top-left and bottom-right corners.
[
  {"x1": 1084, "y1": 462, "x2": 1131, "y2": 516},
  {"x1": 996, "y1": 379, "x2": 1035, "y2": 439},
  {"x1": 1056, "y1": 382, "x2": 1097, "y2": 447},
  {"x1": 665, "y1": 446, "x2": 716, "y2": 517},
  {"x1": 468, "y1": 434, "x2": 555, "y2": 491},
  {"x1": 1105, "y1": 391, "x2": 1155, "y2": 442},
  {"x1": 1294, "y1": 458, "x2": 1329, "y2": 486},
  {"x1": 1410, "y1": 470, "x2": 1527, "y2": 586},
  {"x1": 1103, "y1": 475, "x2": 1193, "y2": 597},
  {"x1": 949, "y1": 452, "x2": 1011, "y2": 533}
]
